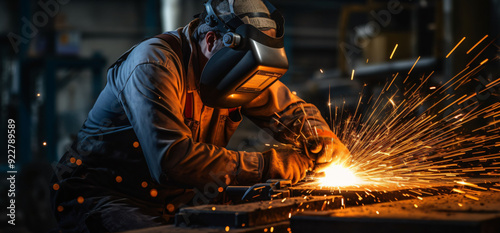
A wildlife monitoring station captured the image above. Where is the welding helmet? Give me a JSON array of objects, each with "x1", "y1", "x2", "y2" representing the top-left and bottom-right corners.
[{"x1": 199, "y1": 0, "x2": 289, "y2": 108}]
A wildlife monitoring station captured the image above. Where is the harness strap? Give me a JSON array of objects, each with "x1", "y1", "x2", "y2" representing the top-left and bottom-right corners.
[{"x1": 154, "y1": 34, "x2": 193, "y2": 120}]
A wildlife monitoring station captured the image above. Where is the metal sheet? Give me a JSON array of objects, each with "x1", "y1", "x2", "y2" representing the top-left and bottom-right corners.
[
  {"x1": 291, "y1": 191, "x2": 500, "y2": 233},
  {"x1": 175, "y1": 195, "x2": 342, "y2": 228}
]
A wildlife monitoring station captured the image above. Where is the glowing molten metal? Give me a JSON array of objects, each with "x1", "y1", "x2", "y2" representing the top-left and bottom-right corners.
[{"x1": 318, "y1": 164, "x2": 365, "y2": 187}]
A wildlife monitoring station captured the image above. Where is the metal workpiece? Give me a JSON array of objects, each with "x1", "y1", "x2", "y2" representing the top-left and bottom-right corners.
[
  {"x1": 175, "y1": 195, "x2": 343, "y2": 228},
  {"x1": 123, "y1": 181, "x2": 500, "y2": 233},
  {"x1": 290, "y1": 191, "x2": 500, "y2": 233},
  {"x1": 289, "y1": 184, "x2": 456, "y2": 206}
]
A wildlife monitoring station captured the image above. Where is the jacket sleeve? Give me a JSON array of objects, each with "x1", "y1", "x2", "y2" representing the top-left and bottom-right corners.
[
  {"x1": 117, "y1": 61, "x2": 264, "y2": 190},
  {"x1": 242, "y1": 81, "x2": 332, "y2": 148}
]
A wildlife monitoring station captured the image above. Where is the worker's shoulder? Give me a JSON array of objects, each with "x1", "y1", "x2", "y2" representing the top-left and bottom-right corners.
[{"x1": 128, "y1": 35, "x2": 182, "y2": 68}]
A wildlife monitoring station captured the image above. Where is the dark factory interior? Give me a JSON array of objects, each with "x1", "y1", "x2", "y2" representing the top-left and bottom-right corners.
[{"x1": 1, "y1": 0, "x2": 500, "y2": 232}]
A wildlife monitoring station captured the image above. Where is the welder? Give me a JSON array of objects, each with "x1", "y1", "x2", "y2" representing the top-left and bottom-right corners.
[{"x1": 51, "y1": 0, "x2": 350, "y2": 232}]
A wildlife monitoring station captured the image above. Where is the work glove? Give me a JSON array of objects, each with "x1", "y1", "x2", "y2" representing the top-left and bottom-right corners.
[
  {"x1": 304, "y1": 130, "x2": 351, "y2": 171},
  {"x1": 262, "y1": 148, "x2": 314, "y2": 184}
]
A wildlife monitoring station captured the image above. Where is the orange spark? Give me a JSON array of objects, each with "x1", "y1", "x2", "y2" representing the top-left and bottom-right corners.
[
  {"x1": 390, "y1": 44, "x2": 398, "y2": 59},
  {"x1": 389, "y1": 98, "x2": 396, "y2": 108},
  {"x1": 466, "y1": 35, "x2": 488, "y2": 54},
  {"x1": 150, "y1": 189, "x2": 158, "y2": 197},
  {"x1": 446, "y1": 37, "x2": 466, "y2": 58},
  {"x1": 465, "y1": 194, "x2": 479, "y2": 201},
  {"x1": 466, "y1": 39, "x2": 495, "y2": 67},
  {"x1": 485, "y1": 77, "x2": 500, "y2": 88},
  {"x1": 408, "y1": 56, "x2": 420, "y2": 75},
  {"x1": 386, "y1": 72, "x2": 399, "y2": 91}
]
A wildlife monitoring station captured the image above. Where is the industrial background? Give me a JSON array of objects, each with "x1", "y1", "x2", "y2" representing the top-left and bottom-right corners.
[{"x1": 1, "y1": 0, "x2": 499, "y2": 232}]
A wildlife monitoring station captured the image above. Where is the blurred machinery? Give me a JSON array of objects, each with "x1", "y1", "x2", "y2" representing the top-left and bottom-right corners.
[
  {"x1": 294, "y1": 0, "x2": 498, "y2": 115},
  {"x1": 1, "y1": 0, "x2": 159, "y2": 231}
]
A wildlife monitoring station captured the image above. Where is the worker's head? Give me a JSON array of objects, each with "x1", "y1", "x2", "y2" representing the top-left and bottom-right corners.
[
  {"x1": 196, "y1": 0, "x2": 289, "y2": 109},
  {"x1": 196, "y1": 0, "x2": 278, "y2": 58}
]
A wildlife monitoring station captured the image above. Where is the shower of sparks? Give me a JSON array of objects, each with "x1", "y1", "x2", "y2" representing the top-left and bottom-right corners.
[
  {"x1": 390, "y1": 44, "x2": 398, "y2": 60},
  {"x1": 446, "y1": 36, "x2": 466, "y2": 58},
  {"x1": 313, "y1": 37, "x2": 500, "y2": 190}
]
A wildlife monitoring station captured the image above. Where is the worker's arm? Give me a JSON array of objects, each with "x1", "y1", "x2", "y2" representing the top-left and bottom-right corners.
[
  {"x1": 242, "y1": 81, "x2": 350, "y2": 168},
  {"x1": 242, "y1": 81, "x2": 330, "y2": 147},
  {"x1": 117, "y1": 58, "x2": 263, "y2": 190}
]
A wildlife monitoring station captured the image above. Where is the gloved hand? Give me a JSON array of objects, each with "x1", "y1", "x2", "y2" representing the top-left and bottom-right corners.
[
  {"x1": 262, "y1": 148, "x2": 314, "y2": 184},
  {"x1": 305, "y1": 131, "x2": 351, "y2": 171}
]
